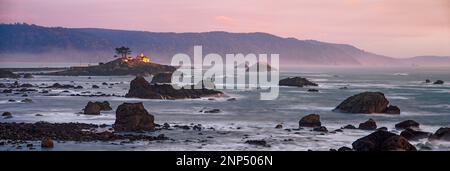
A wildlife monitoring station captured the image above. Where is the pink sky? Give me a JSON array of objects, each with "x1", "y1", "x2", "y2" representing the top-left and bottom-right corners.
[{"x1": 1, "y1": 0, "x2": 449, "y2": 58}]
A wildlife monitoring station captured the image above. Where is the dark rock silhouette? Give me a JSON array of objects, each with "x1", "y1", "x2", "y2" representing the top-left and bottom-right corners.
[
  {"x1": 279, "y1": 77, "x2": 318, "y2": 87},
  {"x1": 0, "y1": 69, "x2": 19, "y2": 78},
  {"x1": 299, "y1": 114, "x2": 321, "y2": 127},
  {"x1": 433, "y1": 80, "x2": 444, "y2": 84},
  {"x1": 333, "y1": 92, "x2": 400, "y2": 114},
  {"x1": 113, "y1": 102, "x2": 155, "y2": 132},
  {"x1": 395, "y1": 120, "x2": 420, "y2": 129},
  {"x1": 358, "y1": 119, "x2": 377, "y2": 130},
  {"x1": 151, "y1": 72, "x2": 173, "y2": 84},
  {"x1": 400, "y1": 128, "x2": 431, "y2": 141},
  {"x1": 352, "y1": 130, "x2": 416, "y2": 151},
  {"x1": 126, "y1": 76, "x2": 223, "y2": 99},
  {"x1": 48, "y1": 58, "x2": 176, "y2": 76},
  {"x1": 83, "y1": 101, "x2": 112, "y2": 115},
  {"x1": 429, "y1": 127, "x2": 450, "y2": 141}
]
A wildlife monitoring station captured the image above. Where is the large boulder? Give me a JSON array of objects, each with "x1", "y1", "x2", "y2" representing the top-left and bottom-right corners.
[
  {"x1": 400, "y1": 128, "x2": 432, "y2": 141},
  {"x1": 358, "y1": 118, "x2": 377, "y2": 130},
  {"x1": 352, "y1": 130, "x2": 416, "y2": 151},
  {"x1": 279, "y1": 77, "x2": 318, "y2": 87},
  {"x1": 0, "y1": 69, "x2": 20, "y2": 78},
  {"x1": 433, "y1": 80, "x2": 444, "y2": 85},
  {"x1": 299, "y1": 114, "x2": 321, "y2": 127},
  {"x1": 151, "y1": 72, "x2": 173, "y2": 84},
  {"x1": 126, "y1": 76, "x2": 223, "y2": 99},
  {"x1": 429, "y1": 127, "x2": 450, "y2": 141},
  {"x1": 113, "y1": 102, "x2": 155, "y2": 132},
  {"x1": 41, "y1": 137, "x2": 54, "y2": 148},
  {"x1": 333, "y1": 92, "x2": 400, "y2": 114},
  {"x1": 395, "y1": 120, "x2": 420, "y2": 129},
  {"x1": 83, "y1": 101, "x2": 112, "y2": 115}
]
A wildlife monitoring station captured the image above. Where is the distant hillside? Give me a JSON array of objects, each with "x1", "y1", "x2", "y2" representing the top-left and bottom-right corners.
[{"x1": 1, "y1": 23, "x2": 449, "y2": 66}]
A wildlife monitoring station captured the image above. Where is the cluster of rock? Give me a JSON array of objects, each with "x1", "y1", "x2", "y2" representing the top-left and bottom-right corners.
[
  {"x1": 425, "y1": 79, "x2": 445, "y2": 85},
  {"x1": 46, "y1": 83, "x2": 83, "y2": 89},
  {"x1": 296, "y1": 113, "x2": 450, "y2": 151},
  {"x1": 352, "y1": 130, "x2": 417, "y2": 151},
  {"x1": 279, "y1": 77, "x2": 318, "y2": 87},
  {"x1": 125, "y1": 76, "x2": 223, "y2": 99},
  {"x1": 333, "y1": 92, "x2": 400, "y2": 114},
  {"x1": 0, "y1": 69, "x2": 20, "y2": 78},
  {"x1": 0, "y1": 70, "x2": 35, "y2": 79},
  {"x1": 0, "y1": 121, "x2": 165, "y2": 143}
]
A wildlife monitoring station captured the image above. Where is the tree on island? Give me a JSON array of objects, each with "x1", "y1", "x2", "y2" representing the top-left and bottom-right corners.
[{"x1": 115, "y1": 46, "x2": 132, "y2": 58}]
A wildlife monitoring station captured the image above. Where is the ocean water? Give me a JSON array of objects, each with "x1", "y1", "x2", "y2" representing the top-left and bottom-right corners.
[{"x1": 0, "y1": 67, "x2": 449, "y2": 151}]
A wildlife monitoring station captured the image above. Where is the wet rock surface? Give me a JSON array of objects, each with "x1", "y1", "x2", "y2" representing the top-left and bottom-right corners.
[
  {"x1": 395, "y1": 120, "x2": 420, "y2": 129},
  {"x1": 334, "y1": 92, "x2": 400, "y2": 114},
  {"x1": 0, "y1": 122, "x2": 166, "y2": 142},
  {"x1": 429, "y1": 127, "x2": 450, "y2": 141},
  {"x1": 358, "y1": 119, "x2": 377, "y2": 130},
  {"x1": 352, "y1": 130, "x2": 416, "y2": 151},
  {"x1": 400, "y1": 128, "x2": 432, "y2": 141},
  {"x1": 279, "y1": 77, "x2": 318, "y2": 87},
  {"x1": 83, "y1": 101, "x2": 112, "y2": 115},
  {"x1": 125, "y1": 76, "x2": 223, "y2": 99},
  {"x1": 113, "y1": 102, "x2": 155, "y2": 132},
  {"x1": 299, "y1": 114, "x2": 321, "y2": 127}
]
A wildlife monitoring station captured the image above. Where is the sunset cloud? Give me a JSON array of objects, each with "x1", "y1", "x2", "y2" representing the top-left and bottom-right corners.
[
  {"x1": 0, "y1": 0, "x2": 448, "y2": 57},
  {"x1": 214, "y1": 16, "x2": 236, "y2": 27}
]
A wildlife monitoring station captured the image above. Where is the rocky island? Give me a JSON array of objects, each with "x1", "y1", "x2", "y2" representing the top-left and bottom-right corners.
[
  {"x1": 333, "y1": 92, "x2": 401, "y2": 114},
  {"x1": 47, "y1": 53, "x2": 176, "y2": 76},
  {"x1": 279, "y1": 77, "x2": 318, "y2": 87},
  {"x1": 126, "y1": 76, "x2": 223, "y2": 99}
]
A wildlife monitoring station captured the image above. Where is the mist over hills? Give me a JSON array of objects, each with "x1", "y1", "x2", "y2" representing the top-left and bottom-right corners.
[{"x1": 1, "y1": 23, "x2": 449, "y2": 66}]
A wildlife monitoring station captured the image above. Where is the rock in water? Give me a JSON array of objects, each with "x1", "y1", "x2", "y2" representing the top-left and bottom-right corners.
[
  {"x1": 113, "y1": 102, "x2": 155, "y2": 132},
  {"x1": 352, "y1": 130, "x2": 416, "y2": 151},
  {"x1": 307, "y1": 89, "x2": 319, "y2": 92},
  {"x1": 23, "y1": 73, "x2": 34, "y2": 78},
  {"x1": 400, "y1": 128, "x2": 431, "y2": 141},
  {"x1": 395, "y1": 120, "x2": 420, "y2": 129},
  {"x1": 425, "y1": 79, "x2": 431, "y2": 83},
  {"x1": 83, "y1": 102, "x2": 102, "y2": 115},
  {"x1": 2, "y1": 112, "x2": 12, "y2": 117},
  {"x1": 83, "y1": 101, "x2": 112, "y2": 115},
  {"x1": 96, "y1": 101, "x2": 112, "y2": 111},
  {"x1": 333, "y1": 92, "x2": 400, "y2": 114},
  {"x1": 429, "y1": 127, "x2": 450, "y2": 141},
  {"x1": 126, "y1": 76, "x2": 223, "y2": 99},
  {"x1": 0, "y1": 69, "x2": 20, "y2": 78},
  {"x1": 385, "y1": 105, "x2": 400, "y2": 114},
  {"x1": 245, "y1": 140, "x2": 269, "y2": 147},
  {"x1": 41, "y1": 137, "x2": 54, "y2": 148},
  {"x1": 299, "y1": 114, "x2": 321, "y2": 127},
  {"x1": 342, "y1": 124, "x2": 357, "y2": 129},
  {"x1": 433, "y1": 80, "x2": 444, "y2": 85},
  {"x1": 279, "y1": 77, "x2": 318, "y2": 87},
  {"x1": 313, "y1": 126, "x2": 328, "y2": 132},
  {"x1": 151, "y1": 72, "x2": 173, "y2": 84},
  {"x1": 358, "y1": 119, "x2": 377, "y2": 130},
  {"x1": 275, "y1": 124, "x2": 283, "y2": 129}
]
